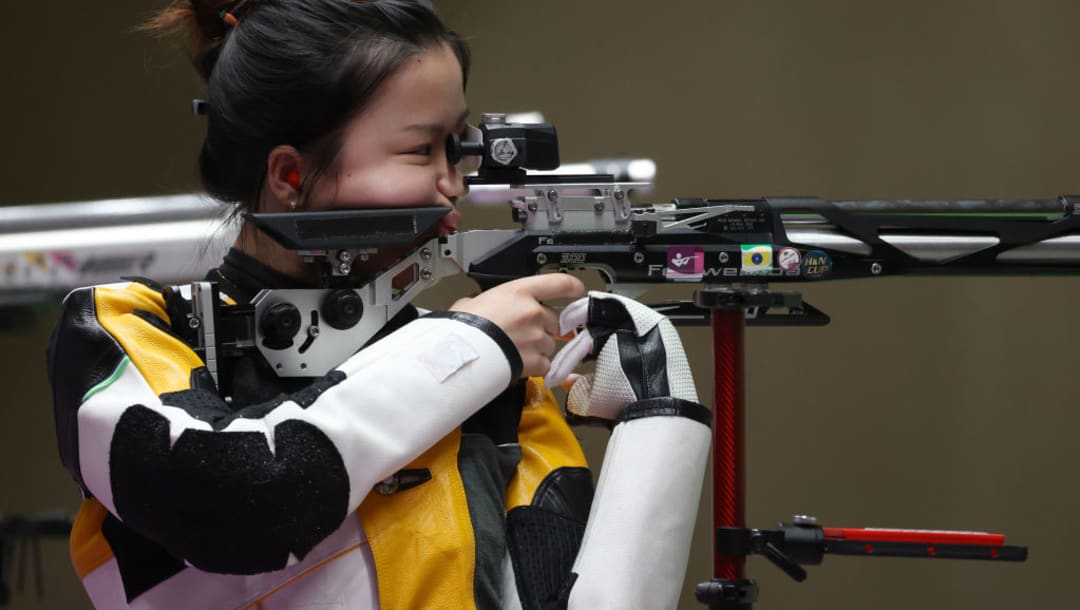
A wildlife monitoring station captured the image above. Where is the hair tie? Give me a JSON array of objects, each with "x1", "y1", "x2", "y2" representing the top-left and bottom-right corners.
[{"x1": 219, "y1": 10, "x2": 239, "y2": 27}]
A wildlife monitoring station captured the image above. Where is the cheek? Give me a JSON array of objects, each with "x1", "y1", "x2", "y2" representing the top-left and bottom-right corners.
[{"x1": 326, "y1": 166, "x2": 439, "y2": 209}]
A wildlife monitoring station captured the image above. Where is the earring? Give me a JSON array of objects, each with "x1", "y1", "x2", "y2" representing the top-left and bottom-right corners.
[{"x1": 285, "y1": 170, "x2": 301, "y2": 211}]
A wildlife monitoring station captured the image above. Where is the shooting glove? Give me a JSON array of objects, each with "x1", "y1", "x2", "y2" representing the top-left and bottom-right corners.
[
  {"x1": 544, "y1": 292, "x2": 711, "y2": 610},
  {"x1": 546, "y1": 291, "x2": 698, "y2": 418}
]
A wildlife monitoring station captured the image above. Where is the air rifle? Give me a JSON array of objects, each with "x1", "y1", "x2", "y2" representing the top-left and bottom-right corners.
[
  {"x1": 196, "y1": 113, "x2": 1055, "y2": 608},
  {"x1": 236, "y1": 112, "x2": 1080, "y2": 378}
]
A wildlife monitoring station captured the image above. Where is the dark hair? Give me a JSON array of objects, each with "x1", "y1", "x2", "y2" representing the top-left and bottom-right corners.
[{"x1": 144, "y1": 0, "x2": 470, "y2": 210}]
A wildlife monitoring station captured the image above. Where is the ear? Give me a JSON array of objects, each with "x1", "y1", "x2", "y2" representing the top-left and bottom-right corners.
[{"x1": 266, "y1": 145, "x2": 304, "y2": 210}]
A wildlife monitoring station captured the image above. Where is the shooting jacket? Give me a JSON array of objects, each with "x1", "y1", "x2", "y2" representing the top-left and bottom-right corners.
[{"x1": 48, "y1": 249, "x2": 595, "y2": 610}]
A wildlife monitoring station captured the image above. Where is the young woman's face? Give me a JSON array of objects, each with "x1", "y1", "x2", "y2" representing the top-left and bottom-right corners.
[{"x1": 309, "y1": 43, "x2": 468, "y2": 234}]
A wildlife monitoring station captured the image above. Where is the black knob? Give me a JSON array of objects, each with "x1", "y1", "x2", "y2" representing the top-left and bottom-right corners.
[
  {"x1": 259, "y1": 302, "x2": 301, "y2": 349},
  {"x1": 321, "y1": 289, "x2": 364, "y2": 330}
]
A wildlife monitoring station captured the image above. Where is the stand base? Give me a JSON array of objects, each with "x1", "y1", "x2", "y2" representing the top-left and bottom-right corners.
[{"x1": 695, "y1": 579, "x2": 759, "y2": 610}]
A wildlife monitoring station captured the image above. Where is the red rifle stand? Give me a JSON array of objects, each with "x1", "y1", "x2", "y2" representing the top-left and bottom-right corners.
[
  {"x1": 688, "y1": 287, "x2": 1026, "y2": 610},
  {"x1": 693, "y1": 287, "x2": 757, "y2": 610}
]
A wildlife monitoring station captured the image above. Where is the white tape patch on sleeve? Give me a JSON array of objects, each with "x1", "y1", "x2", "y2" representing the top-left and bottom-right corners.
[{"x1": 417, "y1": 332, "x2": 480, "y2": 382}]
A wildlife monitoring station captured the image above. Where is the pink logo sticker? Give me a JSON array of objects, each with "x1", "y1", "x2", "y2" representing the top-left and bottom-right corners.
[{"x1": 667, "y1": 247, "x2": 704, "y2": 280}]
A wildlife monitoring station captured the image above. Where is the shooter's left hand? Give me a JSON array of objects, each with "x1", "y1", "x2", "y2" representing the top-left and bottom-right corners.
[{"x1": 545, "y1": 291, "x2": 698, "y2": 419}]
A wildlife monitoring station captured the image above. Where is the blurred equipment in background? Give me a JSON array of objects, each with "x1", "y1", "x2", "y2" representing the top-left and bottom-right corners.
[
  {"x1": 0, "y1": 512, "x2": 74, "y2": 606},
  {"x1": 0, "y1": 194, "x2": 236, "y2": 297}
]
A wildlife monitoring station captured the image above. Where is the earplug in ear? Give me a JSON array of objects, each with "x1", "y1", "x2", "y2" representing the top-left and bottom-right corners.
[{"x1": 285, "y1": 170, "x2": 301, "y2": 190}]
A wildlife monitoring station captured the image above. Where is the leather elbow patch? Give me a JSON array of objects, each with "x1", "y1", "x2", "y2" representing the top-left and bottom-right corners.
[
  {"x1": 109, "y1": 406, "x2": 349, "y2": 574},
  {"x1": 531, "y1": 466, "x2": 594, "y2": 524}
]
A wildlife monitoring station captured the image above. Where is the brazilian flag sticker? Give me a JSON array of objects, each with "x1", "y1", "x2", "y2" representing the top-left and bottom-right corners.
[{"x1": 740, "y1": 244, "x2": 772, "y2": 275}]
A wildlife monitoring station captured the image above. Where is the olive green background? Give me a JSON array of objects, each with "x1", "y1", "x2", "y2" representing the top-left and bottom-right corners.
[{"x1": 3, "y1": 1, "x2": 1080, "y2": 608}]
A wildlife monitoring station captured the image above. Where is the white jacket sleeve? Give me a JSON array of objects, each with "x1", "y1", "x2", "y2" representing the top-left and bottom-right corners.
[{"x1": 50, "y1": 283, "x2": 522, "y2": 575}]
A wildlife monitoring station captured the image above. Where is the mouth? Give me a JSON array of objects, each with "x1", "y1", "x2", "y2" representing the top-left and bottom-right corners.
[{"x1": 438, "y1": 205, "x2": 462, "y2": 235}]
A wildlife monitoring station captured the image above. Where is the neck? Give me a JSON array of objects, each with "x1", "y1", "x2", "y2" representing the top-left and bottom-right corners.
[{"x1": 232, "y1": 221, "x2": 314, "y2": 283}]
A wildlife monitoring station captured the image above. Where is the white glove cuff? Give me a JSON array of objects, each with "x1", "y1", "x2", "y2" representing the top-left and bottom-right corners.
[{"x1": 567, "y1": 397, "x2": 711, "y2": 610}]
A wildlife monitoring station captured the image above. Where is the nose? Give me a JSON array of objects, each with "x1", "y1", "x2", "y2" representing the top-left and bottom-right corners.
[{"x1": 437, "y1": 153, "x2": 468, "y2": 204}]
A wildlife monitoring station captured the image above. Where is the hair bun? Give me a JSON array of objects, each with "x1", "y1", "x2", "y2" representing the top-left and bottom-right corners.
[{"x1": 140, "y1": 1, "x2": 244, "y2": 81}]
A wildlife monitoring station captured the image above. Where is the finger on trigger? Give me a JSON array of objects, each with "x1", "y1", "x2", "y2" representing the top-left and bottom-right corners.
[{"x1": 526, "y1": 273, "x2": 586, "y2": 302}]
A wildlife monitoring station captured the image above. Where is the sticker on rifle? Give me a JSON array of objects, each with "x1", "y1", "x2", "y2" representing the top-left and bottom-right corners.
[
  {"x1": 490, "y1": 138, "x2": 518, "y2": 165},
  {"x1": 740, "y1": 244, "x2": 772, "y2": 275},
  {"x1": 666, "y1": 246, "x2": 704, "y2": 280},
  {"x1": 777, "y1": 247, "x2": 801, "y2": 273},
  {"x1": 801, "y1": 250, "x2": 832, "y2": 279}
]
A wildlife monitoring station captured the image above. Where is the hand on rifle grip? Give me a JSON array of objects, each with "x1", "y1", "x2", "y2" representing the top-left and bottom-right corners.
[
  {"x1": 450, "y1": 274, "x2": 586, "y2": 378},
  {"x1": 545, "y1": 291, "x2": 698, "y2": 419}
]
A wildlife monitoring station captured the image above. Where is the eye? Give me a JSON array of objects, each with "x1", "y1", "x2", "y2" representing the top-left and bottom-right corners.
[{"x1": 406, "y1": 144, "x2": 433, "y2": 156}]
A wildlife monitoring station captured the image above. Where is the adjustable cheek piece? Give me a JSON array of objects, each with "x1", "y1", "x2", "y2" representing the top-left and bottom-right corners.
[{"x1": 188, "y1": 204, "x2": 461, "y2": 389}]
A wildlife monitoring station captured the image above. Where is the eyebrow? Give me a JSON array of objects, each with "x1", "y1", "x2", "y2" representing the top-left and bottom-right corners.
[{"x1": 402, "y1": 109, "x2": 470, "y2": 134}]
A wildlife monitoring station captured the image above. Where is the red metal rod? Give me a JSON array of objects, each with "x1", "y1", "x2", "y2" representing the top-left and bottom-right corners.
[
  {"x1": 822, "y1": 528, "x2": 1006, "y2": 546},
  {"x1": 711, "y1": 306, "x2": 746, "y2": 580}
]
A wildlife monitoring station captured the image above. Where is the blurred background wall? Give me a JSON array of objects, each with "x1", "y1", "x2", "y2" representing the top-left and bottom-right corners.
[{"x1": 3, "y1": 1, "x2": 1080, "y2": 608}]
